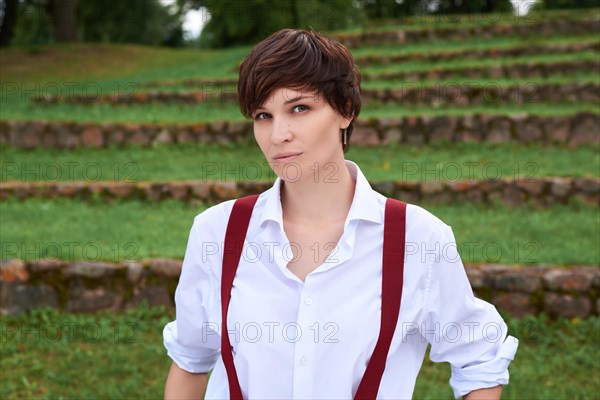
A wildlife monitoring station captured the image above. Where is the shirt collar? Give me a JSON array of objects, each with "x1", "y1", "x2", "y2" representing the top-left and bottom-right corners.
[{"x1": 258, "y1": 159, "x2": 383, "y2": 229}]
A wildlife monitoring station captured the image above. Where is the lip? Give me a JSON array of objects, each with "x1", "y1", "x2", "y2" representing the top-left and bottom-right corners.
[{"x1": 273, "y1": 152, "x2": 302, "y2": 162}]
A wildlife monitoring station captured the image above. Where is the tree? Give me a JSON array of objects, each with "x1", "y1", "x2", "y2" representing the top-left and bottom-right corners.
[
  {"x1": 358, "y1": 0, "x2": 513, "y2": 19},
  {"x1": 5, "y1": 0, "x2": 185, "y2": 47},
  {"x1": 78, "y1": 0, "x2": 183, "y2": 46},
  {"x1": 531, "y1": 0, "x2": 600, "y2": 9},
  {"x1": 193, "y1": 0, "x2": 365, "y2": 48},
  {"x1": 432, "y1": 0, "x2": 514, "y2": 14},
  {"x1": 358, "y1": 0, "x2": 423, "y2": 19},
  {"x1": 46, "y1": 0, "x2": 78, "y2": 42},
  {"x1": 0, "y1": 0, "x2": 19, "y2": 46},
  {"x1": 7, "y1": 0, "x2": 53, "y2": 46}
]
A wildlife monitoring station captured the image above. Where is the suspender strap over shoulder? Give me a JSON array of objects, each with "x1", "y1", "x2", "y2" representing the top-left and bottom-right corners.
[
  {"x1": 221, "y1": 195, "x2": 407, "y2": 400},
  {"x1": 221, "y1": 194, "x2": 260, "y2": 399},
  {"x1": 354, "y1": 198, "x2": 407, "y2": 399}
]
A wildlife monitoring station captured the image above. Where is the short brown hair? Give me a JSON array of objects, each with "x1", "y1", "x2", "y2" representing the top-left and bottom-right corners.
[{"x1": 237, "y1": 28, "x2": 362, "y2": 153}]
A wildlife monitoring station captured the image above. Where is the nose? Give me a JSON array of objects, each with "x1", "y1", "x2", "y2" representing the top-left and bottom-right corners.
[{"x1": 270, "y1": 115, "x2": 293, "y2": 145}]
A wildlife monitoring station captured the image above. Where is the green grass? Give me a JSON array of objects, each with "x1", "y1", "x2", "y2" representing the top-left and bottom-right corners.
[
  {"x1": 138, "y1": 71, "x2": 600, "y2": 93},
  {"x1": 415, "y1": 312, "x2": 600, "y2": 399},
  {"x1": 2, "y1": 32, "x2": 598, "y2": 87},
  {"x1": 3, "y1": 141, "x2": 598, "y2": 183},
  {"x1": 0, "y1": 197, "x2": 598, "y2": 265},
  {"x1": 0, "y1": 306, "x2": 598, "y2": 399},
  {"x1": 351, "y1": 34, "x2": 600, "y2": 58},
  {"x1": 0, "y1": 100, "x2": 248, "y2": 123},
  {"x1": 359, "y1": 50, "x2": 600, "y2": 74},
  {"x1": 336, "y1": 8, "x2": 600, "y2": 34},
  {"x1": 0, "y1": 305, "x2": 174, "y2": 400},
  {"x1": 4, "y1": 56, "x2": 598, "y2": 100},
  {"x1": 0, "y1": 43, "x2": 249, "y2": 84},
  {"x1": 1, "y1": 99, "x2": 598, "y2": 124},
  {"x1": 363, "y1": 73, "x2": 600, "y2": 87}
]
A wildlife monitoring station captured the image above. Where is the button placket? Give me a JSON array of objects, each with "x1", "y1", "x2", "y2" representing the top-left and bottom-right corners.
[
  {"x1": 292, "y1": 286, "x2": 316, "y2": 398},
  {"x1": 299, "y1": 355, "x2": 308, "y2": 366}
]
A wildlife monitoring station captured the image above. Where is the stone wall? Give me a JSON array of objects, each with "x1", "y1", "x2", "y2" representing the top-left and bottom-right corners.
[
  {"x1": 2, "y1": 112, "x2": 598, "y2": 149},
  {"x1": 28, "y1": 81, "x2": 600, "y2": 107},
  {"x1": 353, "y1": 41, "x2": 600, "y2": 67},
  {"x1": 329, "y1": 18, "x2": 600, "y2": 47},
  {"x1": 2, "y1": 177, "x2": 598, "y2": 208},
  {"x1": 1, "y1": 259, "x2": 597, "y2": 319},
  {"x1": 143, "y1": 47, "x2": 600, "y2": 89},
  {"x1": 362, "y1": 60, "x2": 600, "y2": 82}
]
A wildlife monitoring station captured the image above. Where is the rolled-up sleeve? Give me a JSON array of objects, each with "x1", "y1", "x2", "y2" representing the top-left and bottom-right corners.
[
  {"x1": 163, "y1": 214, "x2": 222, "y2": 373},
  {"x1": 419, "y1": 223, "x2": 519, "y2": 399}
]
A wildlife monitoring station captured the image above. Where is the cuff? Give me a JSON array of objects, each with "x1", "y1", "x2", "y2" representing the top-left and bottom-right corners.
[
  {"x1": 163, "y1": 321, "x2": 220, "y2": 373},
  {"x1": 450, "y1": 335, "x2": 519, "y2": 399}
]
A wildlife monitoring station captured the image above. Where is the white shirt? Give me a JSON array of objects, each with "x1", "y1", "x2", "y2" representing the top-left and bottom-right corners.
[{"x1": 163, "y1": 159, "x2": 519, "y2": 400}]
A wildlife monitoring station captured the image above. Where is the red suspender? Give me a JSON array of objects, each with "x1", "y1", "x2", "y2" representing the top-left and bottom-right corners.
[
  {"x1": 221, "y1": 195, "x2": 407, "y2": 400},
  {"x1": 354, "y1": 198, "x2": 407, "y2": 399},
  {"x1": 221, "y1": 194, "x2": 260, "y2": 399}
]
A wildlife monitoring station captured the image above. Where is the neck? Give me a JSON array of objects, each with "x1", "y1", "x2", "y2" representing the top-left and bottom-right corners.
[{"x1": 280, "y1": 159, "x2": 355, "y2": 226}]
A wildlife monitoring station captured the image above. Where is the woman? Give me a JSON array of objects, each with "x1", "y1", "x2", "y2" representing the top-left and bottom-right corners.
[{"x1": 163, "y1": 28, "x2": 518, "y2": 399}]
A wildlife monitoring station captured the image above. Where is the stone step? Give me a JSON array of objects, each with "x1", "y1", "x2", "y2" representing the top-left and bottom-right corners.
[
  {"x1": 1, "y1": 258, "x2": 598, "y2": 318},
  {"x1": 139, "y1": 56, "x2": 600, "y2": 89},
  {"x1": 354, "y1": 41, "x2": 600, "y2": 67},
  {"x1": 1, "y1": 177, "x2": 598, "y2": 207},
  {"x1": 28, "y1": 81, "x2": 600, "y2": 107},
  {"x1": 330, "y1": 18, "x2": 600, "y2": 47},
  {"x1": 2, "y1": 112, "x2": 598, "y2": 149},
  {"x1": 361, "y1": 59, "x2": 600, "y2": 82}
]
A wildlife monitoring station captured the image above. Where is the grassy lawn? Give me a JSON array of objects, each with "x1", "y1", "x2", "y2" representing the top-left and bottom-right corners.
[
  {"x1": 359, "y1": 50, "x2": 600, "y2": 74},
  {"x1": 0, "y1": 197, "x2": 597, "y2": 266},
  {"x1": 1, "y1": 31, "x2": 597, "y2": 125},
  {"x1": 0, "y1": 43, "x2": 249, "y2": 83},
  {"x1": 364, "y1": 73, "x2": 600, "y2": 88},
  {"x1": 119, "y1": 72, "x2": 600, "y2": 93},
  {"x1": 336, "y1": 8, "x2": 600, "y2": 33},
  {"x1": 1, "y1": 33, "x2": 597, "y2": 86},
  {"x1": 0, "y1": 306, "x2": 598, "y2": 399},
  {"x1": 2, "y1": 141, "x2": 598, "y2": 182},
  {"x1": 351, "y1": 34, "x2": 600, "y2": 58},
  {"x1": 1, "y1": 100, "x2": 598, "y2": 124}
]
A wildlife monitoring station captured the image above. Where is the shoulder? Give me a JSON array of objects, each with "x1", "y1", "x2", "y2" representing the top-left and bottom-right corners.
[
  {"x1": 193, "y1": 199, "x2": 237, "y2": 225},
  {"x1": 190, "y1": 194, "x2": 267, "y2": 241},
  {"x1": 405, "y1": 202, "x2": 451, "y2": 244},
  {"x1": 190, "y1": 199, "x2": 237, "y2": 242}
]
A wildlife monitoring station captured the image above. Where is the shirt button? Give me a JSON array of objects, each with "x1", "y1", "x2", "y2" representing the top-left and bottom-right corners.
[
  {"x1": 304, "y1": 296, "x2": 313, "y2": 305},
  {"x1": 299, "y1": 356, "x2": 308, "y2": 366}
]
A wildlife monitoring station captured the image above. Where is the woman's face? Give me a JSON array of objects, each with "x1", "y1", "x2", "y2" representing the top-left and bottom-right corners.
[{"x1": 252, "y1": 87, "x2": 351, "y2": 182}]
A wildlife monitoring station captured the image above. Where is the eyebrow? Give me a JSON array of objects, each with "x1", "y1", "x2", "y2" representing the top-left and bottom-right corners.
[{"x1": 256, "y1": 96, "x2": 312, "y2": 111}]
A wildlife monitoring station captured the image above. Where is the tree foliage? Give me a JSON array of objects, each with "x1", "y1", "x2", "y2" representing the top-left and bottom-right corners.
[
  {"x1": 7, "y1": 0, "x2": 595, "y2": 49},
  {"x1": 357, "y1": 0, "x2": 513, "y2": 19},
  {"x1": 3, "y1": 0, "x2": 185, "y2": 47},
  {"x1": 432, "y1": 0, "x2": 514, "y2": 14},
  {"x1": 78, "y1": 0, "x2": 184, "y2": 46},
  {"x1": 196, "y1": 0, "x2": 365, "y2": 48},
  {"x1": 531, "y1": 0, "x2": 600, "y2": 9}
]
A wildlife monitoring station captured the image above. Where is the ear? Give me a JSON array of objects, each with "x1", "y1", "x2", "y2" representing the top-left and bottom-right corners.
[{"x1": 341, "y1": 114, "x2": 353, "y2": 129}]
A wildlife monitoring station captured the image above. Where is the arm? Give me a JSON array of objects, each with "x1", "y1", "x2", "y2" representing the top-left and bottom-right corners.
[
  {"x1": 463, "y1": 385, "x2": 502, "y2": 400},
  {"x1": 164, "y1": 362, "x2": 209, "y2": 400},
  {"x1": 418, "y1": 223, "x2": 518, "y2": 399},
  {"x1": 162, "y1": 214, "x2": 223, "y2": 399}
]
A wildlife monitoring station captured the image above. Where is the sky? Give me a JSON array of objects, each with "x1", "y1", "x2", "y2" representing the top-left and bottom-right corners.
[
  {"x1": 181, "y1": 7, "x2": 209, "y2": 40},
  {"x1": 158, "y1": 0, "x2": 208, "y2": 40},
  {"x1": 160, "y1": 0, "x2": 538, "y2": 41}
]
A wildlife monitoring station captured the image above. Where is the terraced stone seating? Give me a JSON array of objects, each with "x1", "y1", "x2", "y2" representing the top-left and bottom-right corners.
[{"x1": 1, "y1": 9, "x2": 598, "y2": 319}]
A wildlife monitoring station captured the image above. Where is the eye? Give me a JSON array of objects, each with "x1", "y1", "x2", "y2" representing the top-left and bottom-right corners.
[
  {"x1": 293, "y1": 104, "x2": 310, "y2": 113},
  {"x1": 254, "y1": 112, "x2": 270, "y2": 120}
]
